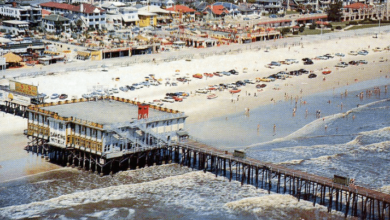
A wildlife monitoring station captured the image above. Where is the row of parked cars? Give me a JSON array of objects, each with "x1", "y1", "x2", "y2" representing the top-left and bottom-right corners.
[
  {"x1": 193, "y1": 69, "x2": 239, "y2": 79},
  {"x1": 335, "y1": 60, "x2": 368, "y2": 68},
  {"x1": 160, "y1": 92, "x2": 190, "y2": 103}
]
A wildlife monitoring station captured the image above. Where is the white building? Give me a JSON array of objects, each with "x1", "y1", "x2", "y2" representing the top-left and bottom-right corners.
[
  {"x1": 42, "y1": 14, "x2": 71, "y2": 33},
  {"x1": 1, "y1": 20, "x2": 29, "y2": 35},
  {"x1": 26, "y1": 98, "x2": 188, "y2": 157},
  {"x1": 149, "y1": 0, "x2": 175, "y2": 8},
  {"x1": 40, "y1": 2, "x2": 106, "y2": 29},
  {"x1": 0, "y1": 2, "x2": 42, "y2": 26}
]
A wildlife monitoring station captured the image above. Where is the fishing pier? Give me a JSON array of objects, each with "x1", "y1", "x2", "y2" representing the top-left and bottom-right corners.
[
  {"x1": 19, "y1": 95, "x2": 390, "y2": 219},
  {"x1": 27, "y1": 138, "x2": 390, "y2": 219}
]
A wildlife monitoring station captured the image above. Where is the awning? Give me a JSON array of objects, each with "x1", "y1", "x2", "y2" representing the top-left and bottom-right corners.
[
  {"x1": 44, "y1": 51, "x2": 60, "y2": 55},
  {"x1": 77, "y1": 51, "x2": 90, "y2": 57}
]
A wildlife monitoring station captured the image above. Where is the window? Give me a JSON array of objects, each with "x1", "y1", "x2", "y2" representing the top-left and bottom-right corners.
[{"x1": 59, "y1": 123, "x2": 63, "y2": 130}]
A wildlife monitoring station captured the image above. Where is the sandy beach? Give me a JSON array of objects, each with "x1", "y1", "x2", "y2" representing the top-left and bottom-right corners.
[{"x1": 12, "y1": 33, "x2": 390, "y2": 125}]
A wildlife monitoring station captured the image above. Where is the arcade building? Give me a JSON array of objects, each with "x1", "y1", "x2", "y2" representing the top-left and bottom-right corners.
[{"x1": 25, "y1": 96, "x2": 188, "y2": 174}]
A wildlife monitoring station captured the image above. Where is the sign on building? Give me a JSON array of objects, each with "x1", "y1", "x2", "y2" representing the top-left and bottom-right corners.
[{"x1": 9, "y1": 80, "x2": 38, "y2": 96}]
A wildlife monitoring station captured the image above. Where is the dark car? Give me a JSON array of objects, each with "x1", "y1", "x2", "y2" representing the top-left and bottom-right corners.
[
  {"x1": 219, "y1": 83, "x2": 228, "y2": 88},
  {"x1": 59, "y1": 94, "x2": 68, "y2": 99},
  {"x1": 323, "y1": 54, "x2": 334, "y2": 58},
  {"x1": 302, "y1": 58, "x2": 311, "y2": 61},
  {"x1": 308, "y1": 73, "x2": 317, "y2": 78},
  {"x1": 229, "y1": 69, "x2": 239, "y2": 75},
  {"x1": 348, "y1": 60, "x2": 359, "y2": 65},
  {"x1": 304, "y1": 59, "x2": 314, "y2": 65},
  {"x1": 126, "y1": 85, "x2": 135, "y2": 91},
  {"x1": 236, "y1": 81, "x2": 246, "y2": 86},
  {"x1": 298, "y1": 69, "x2": 309, "y2": 74},
  {"x1": 289, "y1": 70, "x2": 300, "y2": 76}
]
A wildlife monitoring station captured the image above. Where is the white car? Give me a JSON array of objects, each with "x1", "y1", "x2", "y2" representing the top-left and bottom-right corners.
[
  {"x1": 316, "y1": 56, "x2": 328, "y2": 60},
  {"x1": 195, "y1": 89, "x2": 209, "y2": 94},
  {"x1": 348, "y1": 51, "x2": 358, "y2": 56},
  {"x1": 150, "y1": 81, "x2": 160, "y2": 86},
  {"x1": 162, "y1": 97, "x2": 175, "y2": 103},
  {"x1": 335, "y1": 53, "x2": 345, "y2": 57},
  {"x1": 335, "y1": 63, "x2": 348, "y2": 68},
  {"x1": 285, "y1": 59, "x2": 299, "y2": 64},
  {"x1": 132, "y1": 83, "x2": 143, "y2": 89},
  {"x1": 112, "y1": 88, "x2": 119, "y2": 93}
]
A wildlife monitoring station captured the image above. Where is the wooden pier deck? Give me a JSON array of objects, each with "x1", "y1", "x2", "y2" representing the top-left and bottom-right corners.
[
  {"x1": 25, "y1": 136, "x2": 390, "y2": 220},
  {"x1": 175, "y1": 140, "x2": 390, "y2": 220}
]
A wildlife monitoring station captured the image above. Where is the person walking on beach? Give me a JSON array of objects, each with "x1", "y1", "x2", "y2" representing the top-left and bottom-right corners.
[{"x1": 273, "y1": 124, "x2": 276, "y2": 133}]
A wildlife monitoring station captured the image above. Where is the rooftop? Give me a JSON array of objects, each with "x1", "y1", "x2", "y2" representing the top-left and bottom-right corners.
[{"x1": 41, "y1": 100, "x2": 173, "y2": 125}]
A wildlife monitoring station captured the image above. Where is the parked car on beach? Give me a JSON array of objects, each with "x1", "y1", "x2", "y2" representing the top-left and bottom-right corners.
[
  {"x1": 59, "y1": 94, "x2": 68, "y2": 100},
  {"x1": 335, "y1": 62, "x2": 348, "y2": 68},
  {"x1": 162, "y1": 97, "x2": 175, "y2": 103},
  {"x1": 335, "y1": 53, "x2": 345, "y2": 57},
  {"x1": 348, "y1": 51, "x2": 358, "y2": 56},
  {"x1": 51, "y1": 93, "x2": 59, "y2": 99}
]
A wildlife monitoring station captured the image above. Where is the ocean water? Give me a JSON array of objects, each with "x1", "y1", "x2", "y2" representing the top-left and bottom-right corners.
[{"x1": 1, "y1": 78, "x2": 389, "y2": 219}]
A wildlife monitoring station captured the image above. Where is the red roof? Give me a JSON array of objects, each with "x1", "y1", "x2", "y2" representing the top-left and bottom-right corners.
[
  {"x1": 41, "y1": 9, "x2": 51, "y2": 15},
  {"x1": 344, "y1": 2, "x2": 371, "y2": 9},
  {"x1": 296, "y1": 15, "x2": 327, "y2": 21},
  {"x1": 204, "y1": 5, "x2": 229, "y2": 15},
  {"x1": 40, "y1": 2, "x2": 75, "y2": 10},
  {"x1": 40, "y1": 2, "x2": 104, "y2": 14},
  {"x1": 166, "y1": 5, "x2": 195, "y2": 13}
]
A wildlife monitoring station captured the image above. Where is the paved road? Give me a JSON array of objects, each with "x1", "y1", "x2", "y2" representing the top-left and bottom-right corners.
[{"x1": 3, "y1": 25, "x2": 390, "y2": 80}]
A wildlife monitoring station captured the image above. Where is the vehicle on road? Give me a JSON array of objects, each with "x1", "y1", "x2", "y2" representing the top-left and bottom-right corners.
[
  {"x1": 308, "y1": 73, "x2": 317, "y2": 78},
  {"x1": 348, "y1": 51, "x2": 358, "y2": 55},
  {"x1": 335, "y1": 53, "x2": 345, "y2": 57}
]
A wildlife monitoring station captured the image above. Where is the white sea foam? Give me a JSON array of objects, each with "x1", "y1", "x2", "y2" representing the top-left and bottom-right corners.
[
  {"x1": 85, "y1": 208, "x2": 135, "y2": 219},
  {"x1": 225, "y1": 194, "x2": 344, "y2": 218},
  {"x1": 0, "y1": 170, "x2": 268, "y2": 219}
]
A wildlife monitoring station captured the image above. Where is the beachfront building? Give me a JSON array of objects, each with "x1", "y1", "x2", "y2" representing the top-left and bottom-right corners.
[
  {"x1": 42, "y1": 14, "x2": 71, "y2": 33},
  {"x1": 138, "y1": 6, "x2": 172, "y2": 25},
  {"x1": 256, "y1": 0, "x2": 284, "y2": 14},
  {"x1": 40, "y1": 2, "x2": 106, "y2": 29},
  {"x1": 202, "y1": 5, "x2": 229, "y2": 20},
  {"x1": 0, "y1": 79, "x2": 43, "y2": 117},
  {"x1": 0, "y1": 2, "x2": 42, "y2": 27},
  {"x1": 340, "y1": 2, "x2": 389, "y2": 21},
  {"x1": 166, "y1": 5, "x2": 196, "y2": 22},
  {"x1": 138, "y1": 11, "x2": 157, "y2": 27},
  {"x1": 25, "y1": 97, "x2": 188, "y2": 171},
  {"x1": 120, "y1": 7, "x2": 139, "y2": 26},
  {"x1": 150, "y1": 0, "x2": 175, "y2": 8},
  {"x1": 1, "y1": 20, "x2": 29, "y2": 35}
]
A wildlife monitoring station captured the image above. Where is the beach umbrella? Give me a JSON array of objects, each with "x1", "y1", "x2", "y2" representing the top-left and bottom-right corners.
[{"x1": 2, "y1": 52, "x2": 22, "y2": 63}]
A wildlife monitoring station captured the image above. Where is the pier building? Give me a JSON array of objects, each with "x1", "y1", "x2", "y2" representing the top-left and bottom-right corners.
[{"x1": 25, "y1": 96, "x2": 187, "y2": 170}]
